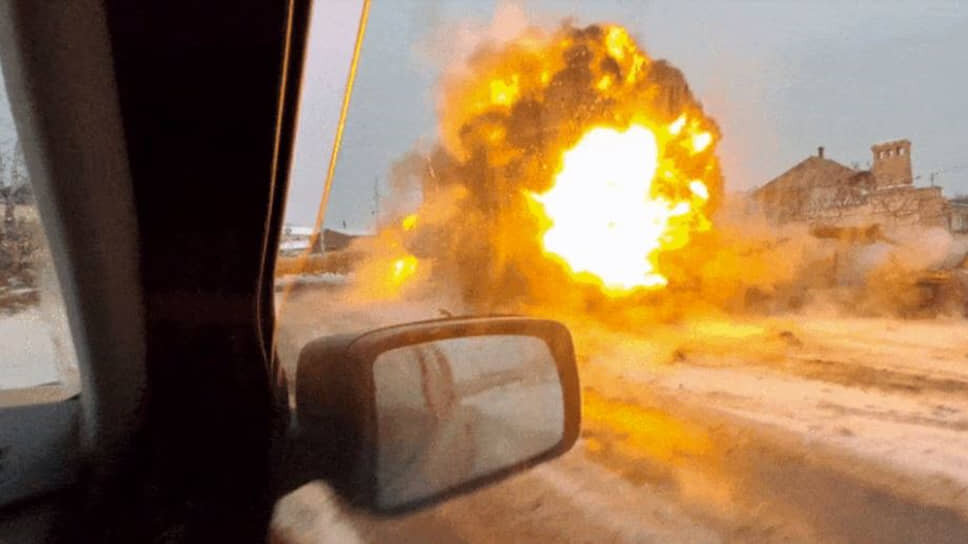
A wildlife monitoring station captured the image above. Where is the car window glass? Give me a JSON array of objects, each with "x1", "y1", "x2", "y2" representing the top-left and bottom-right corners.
[
  {"x1": 0, "y1": 61, "x2": 79, "y2": 392},
  {"x1": 273, "y1": 2, "x2": 968, "y2": 541}
]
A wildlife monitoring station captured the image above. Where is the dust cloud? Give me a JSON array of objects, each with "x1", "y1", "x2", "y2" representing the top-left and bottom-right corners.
[{"x1": 326, "y1": 7, "x2": 967, "y2": 327}]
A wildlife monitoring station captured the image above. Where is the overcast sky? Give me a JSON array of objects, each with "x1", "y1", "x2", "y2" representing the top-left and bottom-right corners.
[
  {"x1": 288, "y1": 0, "x2": 968, "y2": 232},
  {"x1": 3, "y1": 2, "x2": 967, "y2": 232}
]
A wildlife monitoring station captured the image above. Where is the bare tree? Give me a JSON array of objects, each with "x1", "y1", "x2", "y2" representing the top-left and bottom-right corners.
[
  {"x1": 6, "y1": 141, "x2": 26, "y2": 223},
  {"x1": 0, "y1": 145, "x2": 9, "y2": 244},
  {"x1": 0, "y1": 144, "x2": 6, "y2": 186},
  {"x1": 0, "y1": 140, "x2": 39, "y2": 292}
]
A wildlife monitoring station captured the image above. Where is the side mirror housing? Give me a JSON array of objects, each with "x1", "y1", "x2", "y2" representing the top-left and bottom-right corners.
[{"x1": 294, "y1": 316, "x2": 580, "y2": 514}]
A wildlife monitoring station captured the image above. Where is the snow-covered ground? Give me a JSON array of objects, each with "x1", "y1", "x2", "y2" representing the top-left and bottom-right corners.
[
  {"x1": 0, "y1": 309, "x2": 64, "y2": 389},
  {"x1": 575, "y1": 316, "x2": 968, "y2": 516},
  {"x1": 274, "y1": 272, "x2": 351, "y2": 291},
  {"x1": 271, "y1": 285, "x2": 968, "y2": 542}
]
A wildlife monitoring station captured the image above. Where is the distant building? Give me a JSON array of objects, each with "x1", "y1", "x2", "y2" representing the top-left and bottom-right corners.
[
  {"x1": 278, "y1": 225, "x2": 371, "y2": 256},
  {"x1": 316, "y1": 229, "x2": 359, "y2": 252},
  {"x1": 753, "y1": 140, "x2": 968, "y2": 233}
]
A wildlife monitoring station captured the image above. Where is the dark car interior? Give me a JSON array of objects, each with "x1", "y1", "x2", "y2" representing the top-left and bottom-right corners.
[
  {"x1": 0, "y1": 2, "x2": 579, "y2": 542},
  {"x1": 0, "y1": 1, "x2": 308, "y2": 540}
]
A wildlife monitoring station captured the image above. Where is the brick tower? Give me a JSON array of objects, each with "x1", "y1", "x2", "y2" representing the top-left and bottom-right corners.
[{"x1": 870, "y1": 140, "x2": 912, "y2": 188}]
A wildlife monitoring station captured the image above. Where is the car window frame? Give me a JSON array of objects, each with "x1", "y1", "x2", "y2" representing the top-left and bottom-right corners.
[{"x1": 0, "y1": 0, "x2": 144, "y2": 512}]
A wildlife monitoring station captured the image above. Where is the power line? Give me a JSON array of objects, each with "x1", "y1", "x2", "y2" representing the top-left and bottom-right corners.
[{"x1": 915, "y1": 164, "x2": 968, "y2": 187}]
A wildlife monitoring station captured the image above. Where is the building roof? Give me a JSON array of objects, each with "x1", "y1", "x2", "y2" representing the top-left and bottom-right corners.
[
  {"x1": 758, "y1": 156, "x2": 859, "y2": 195},
  {"x1": 283, "y1": 225, "x2": 314, "y2": 236}
]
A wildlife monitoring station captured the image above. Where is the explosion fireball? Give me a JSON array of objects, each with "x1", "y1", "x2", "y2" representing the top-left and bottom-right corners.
[{"x1": 383, "y1": 22, "x2": 722, "y2": 308}]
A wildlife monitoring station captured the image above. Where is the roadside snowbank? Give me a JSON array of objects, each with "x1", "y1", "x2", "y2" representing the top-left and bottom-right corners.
[{"x1": 0, "y1": 309, "x2": 61, "y2": 389}]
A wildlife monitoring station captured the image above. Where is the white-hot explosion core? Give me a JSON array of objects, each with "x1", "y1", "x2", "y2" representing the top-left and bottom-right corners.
[{"x1": 534, "y1": 125, "x2": 707, "y2": 291}]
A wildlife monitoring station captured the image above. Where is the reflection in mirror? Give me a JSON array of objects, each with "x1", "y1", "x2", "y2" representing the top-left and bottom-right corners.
[{"x1": 373, "y1": 334, "x2": 564, "y2": 509}]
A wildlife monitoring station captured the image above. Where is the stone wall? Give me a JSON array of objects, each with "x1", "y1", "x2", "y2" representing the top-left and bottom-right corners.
[
  {"x1": 949, "y1": 203, "x2": 968, "y2": 233},
  {"x1": 796, "y1": 186, "x2": 947, "y2": 231}
]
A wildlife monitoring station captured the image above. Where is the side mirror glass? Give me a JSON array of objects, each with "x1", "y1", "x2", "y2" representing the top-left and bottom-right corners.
[
  {"x1": 294, "y1": 317, "x2": 580, "y2": 514},
  {"x1": 373, "y1": 334, "x2": 564, "y2": 509}
]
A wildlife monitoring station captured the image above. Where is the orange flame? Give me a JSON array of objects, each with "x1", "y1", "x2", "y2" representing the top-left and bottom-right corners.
[
  {"x1": 379, "y1": 22, "x2": 722, "y2": 305},
  {"x1": 401, "y1": 213, "x2": 418, "y2": 231},
  {"x1": 390, "y1": 255, "x2": 418, "y2": 285}
]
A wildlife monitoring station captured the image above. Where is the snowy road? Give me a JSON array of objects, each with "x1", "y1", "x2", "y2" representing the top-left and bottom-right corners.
[
  {"x1": 271, "y1": 284, "x2": 968, "y2": 543},
  {"x1": 0, "y1": 309, "x2": 66, "y2": 390}
]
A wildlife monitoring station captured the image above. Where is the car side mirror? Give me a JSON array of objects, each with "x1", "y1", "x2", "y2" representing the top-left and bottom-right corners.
[{"x1": 294, "y1": 316, "x2": 580, "y2": 514}]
